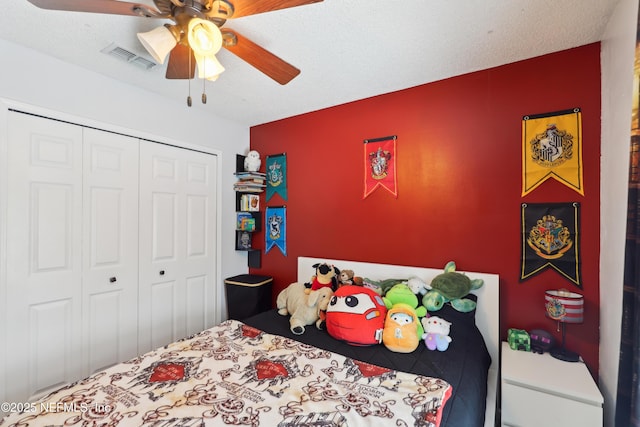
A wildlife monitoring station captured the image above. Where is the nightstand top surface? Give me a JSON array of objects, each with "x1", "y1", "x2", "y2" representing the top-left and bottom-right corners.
[{"x1": 501, "y1": 342, "x2": 603, "y2": 406}]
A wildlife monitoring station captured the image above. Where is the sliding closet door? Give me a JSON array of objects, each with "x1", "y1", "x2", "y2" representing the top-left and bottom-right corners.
[
  {"x1": 82, "y1": 128, "x2": 139, "y2": 374},
  {"x1": 5, "y1": 112, "x2": 83, "y2": 402},
  {"x1": 138, "y1": 141, "x2": 217, "y2": 354}
]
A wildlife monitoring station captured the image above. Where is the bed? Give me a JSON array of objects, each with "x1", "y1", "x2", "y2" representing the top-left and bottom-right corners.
[{"x1": 0, "y1": 257, "x2": 499, "y2": 427}]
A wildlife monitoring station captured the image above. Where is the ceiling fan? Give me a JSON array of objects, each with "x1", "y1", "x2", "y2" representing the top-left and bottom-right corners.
[{"x1": 26, "y1": 0, "x2": 323, "y2": 86}]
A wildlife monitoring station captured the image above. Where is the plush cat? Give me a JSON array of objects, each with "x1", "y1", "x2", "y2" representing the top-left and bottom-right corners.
[{"x1": 421, "y1": 316, "x2": 452, "y2": 351}]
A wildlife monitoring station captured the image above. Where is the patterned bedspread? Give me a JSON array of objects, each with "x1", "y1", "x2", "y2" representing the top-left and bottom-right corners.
[{"x1": 1, "y1": 320, "x2": 452, "y2": 427}]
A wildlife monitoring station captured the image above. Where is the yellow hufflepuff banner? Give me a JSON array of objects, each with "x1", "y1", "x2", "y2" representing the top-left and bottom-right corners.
[{"x1": 522, "y1": 108, "x2": 584, "y2": 196}]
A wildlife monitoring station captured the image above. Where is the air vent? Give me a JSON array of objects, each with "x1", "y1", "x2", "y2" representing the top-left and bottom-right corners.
[{"x1": 101, "y1": 43, "x2": 158, "y2": 70}]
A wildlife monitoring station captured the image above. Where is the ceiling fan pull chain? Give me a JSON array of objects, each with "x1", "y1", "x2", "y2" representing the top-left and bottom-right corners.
[
  {"x1": 187, "y1": 46, "x2": 193, "y2": 107},
  {"x1": 201, "y1": 58, "x2": 208, "y2": 104},
  {"x1": 202, "y1": 81, "x2": 208, "y2": 104}
]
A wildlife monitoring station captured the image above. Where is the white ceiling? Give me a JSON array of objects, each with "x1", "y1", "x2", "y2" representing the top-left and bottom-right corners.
[{"x1": 0, "y1": 0, "x2": 621, "y2": 127}]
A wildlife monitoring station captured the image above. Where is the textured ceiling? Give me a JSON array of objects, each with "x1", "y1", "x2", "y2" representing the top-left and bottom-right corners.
[{"x1": 0, "y1": 0, "x2": 621, "y2": 127}]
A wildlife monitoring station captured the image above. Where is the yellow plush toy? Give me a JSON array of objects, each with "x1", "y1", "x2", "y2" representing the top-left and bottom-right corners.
[{"x1": 382, "y1": 303, "x2": 421, "y2": 353}]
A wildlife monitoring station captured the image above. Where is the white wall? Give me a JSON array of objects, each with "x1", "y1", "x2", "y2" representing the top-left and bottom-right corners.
[
  {"x1": 0, "y1": 38, "x2": 251, "y2": 316},
  {"x1": 600, "y1": 0, "x2": 638, "y2": 425}
]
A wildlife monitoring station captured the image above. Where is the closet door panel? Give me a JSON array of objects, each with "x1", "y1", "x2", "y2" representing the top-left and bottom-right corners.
[
  {"x1": 82, "y1": 128, "x2": 139, "y2": 375},
  {"x1": 5, "y1": 112, "x2": 83, "y2": 402},
  {"x1": 139, "y1": 141, "x2": 217, "y2": 354}
]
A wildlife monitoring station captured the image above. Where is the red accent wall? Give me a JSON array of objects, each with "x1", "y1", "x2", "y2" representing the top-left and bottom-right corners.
[{"x1": 249, "y1": 43, "x2": 601, "y2": 375}]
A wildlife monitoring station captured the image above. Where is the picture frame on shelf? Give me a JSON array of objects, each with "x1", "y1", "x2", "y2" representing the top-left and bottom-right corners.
[{"x1": 235, "y1": 230, "x2": 253, "y2": 250}]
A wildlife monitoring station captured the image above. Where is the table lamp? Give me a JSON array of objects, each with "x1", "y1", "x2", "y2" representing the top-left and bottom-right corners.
[{"x1": 544, "y1": 289, "x2": 584, "y2": 362}]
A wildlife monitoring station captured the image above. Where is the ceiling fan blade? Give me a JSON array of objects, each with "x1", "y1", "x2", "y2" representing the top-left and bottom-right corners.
[
  {"x1": 165, "y1": 44, "x2": 196, "y2": 80},
  {"x1": 222, "y1": 29, "x2": 300, "y2": 85},
  {"x1": 229, "y1": 0, "x2": 323, "y2": 18},
  {"x1": 25, "y1": 0, "x2": 161, "y2": 17}
]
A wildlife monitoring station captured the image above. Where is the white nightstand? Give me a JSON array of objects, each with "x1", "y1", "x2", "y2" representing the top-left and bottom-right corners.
[{"x1": 501, "y1": 342, "x2": 603, "y2": 427}]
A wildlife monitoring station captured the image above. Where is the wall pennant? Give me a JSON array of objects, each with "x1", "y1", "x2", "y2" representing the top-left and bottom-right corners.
[
  {"x1": 522, "y1": 108, "x2": 584, "y2": 196},
  {"x1": 265, "y1": 206, "x2": 286, "y2": 256},
  {"x1": 363, "y1": 135, "x2": 397, "y2": 198},
  {"x1": 265, "y1": 153, "x2": 288, "y2": 201},
  {"x1": 520, "y1": 202, "x2": 582, "y2": 288}
]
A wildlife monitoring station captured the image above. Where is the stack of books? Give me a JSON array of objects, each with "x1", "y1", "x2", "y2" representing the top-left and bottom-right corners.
[{"x1": 233, "y1": 171, "x2": 266, "y2": 193}]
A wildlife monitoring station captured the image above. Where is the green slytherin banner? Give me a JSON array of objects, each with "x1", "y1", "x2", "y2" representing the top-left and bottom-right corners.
[{"x1": 266, "y1": 153, "x2": 287, "y2": 201}]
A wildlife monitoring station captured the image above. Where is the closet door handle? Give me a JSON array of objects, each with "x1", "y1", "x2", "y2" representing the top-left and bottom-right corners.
[
  {"x1": 109, "y1": 277, "x2": 117, "y2": 283},
  {"x1": 159, "y1": 270, "x2": 165, "y2": 276}
]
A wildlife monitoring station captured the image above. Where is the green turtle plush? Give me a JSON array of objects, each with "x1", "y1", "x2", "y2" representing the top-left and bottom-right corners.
[{"x1": 423, "y1": 261, "x2": 484, "y2": 313}]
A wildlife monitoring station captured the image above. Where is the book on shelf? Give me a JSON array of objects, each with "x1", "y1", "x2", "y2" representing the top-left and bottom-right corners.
[
  {"x1": 236, "y1": 212, "x2": 256, "y2": 231},
  {"x1": 240, "y1": 194, "x2": 260, "y2": 211},
  {"x1": 234, "y1": 171, "x2": 266, "y2": 179},
  {"x1": 234, "y1": 185, "x2": 264, "y2": 193}
]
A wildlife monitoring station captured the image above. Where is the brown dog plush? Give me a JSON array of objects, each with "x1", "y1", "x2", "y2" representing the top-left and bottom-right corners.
[{"x1": 276, "y1": 282, "x2": 334, "y2": 335}]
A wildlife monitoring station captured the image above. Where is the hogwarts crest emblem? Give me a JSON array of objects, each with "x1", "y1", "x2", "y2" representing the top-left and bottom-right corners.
[
  {"x1": 527, "y1": 214, "x2": 573, "y2": 260},
  {"x1": 268, "y1": 161, "x2": 283, "y2": 187},
  {"x1": 268, "y1": 213, "x2": 283, "y2": 239},
  {"x1": 369, "y1": 147, "x2": 392, "y2": 180},
  {"x1": 545, "y1": 297, "x2": 566, "y2": 320},
  {"x1": 529, "y1": 123, "x2": 574, "y2": 168}
]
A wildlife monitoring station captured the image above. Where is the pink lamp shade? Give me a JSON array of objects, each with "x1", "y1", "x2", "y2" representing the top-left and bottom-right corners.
[{"x1": 544, "y1": 289, "x2": 584, "y2": 362}]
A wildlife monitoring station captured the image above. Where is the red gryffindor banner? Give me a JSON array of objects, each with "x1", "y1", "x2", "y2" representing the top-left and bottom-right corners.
[{"x1": 363, "y1": 135, "x2": 397, "y2": 198}]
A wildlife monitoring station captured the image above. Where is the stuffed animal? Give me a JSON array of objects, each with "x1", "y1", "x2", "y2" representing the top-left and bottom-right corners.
[
  {"x1": 337, "y1": 269, "x2": 363, "y2": 287},
  {"x1": 325, "y1": 285, "x2": 387, "y2": 346},
  {"x1": 307, "y1": 263, "x2": 340, "y2": 291},
  {"x1": 421, "y1": 316, "x2": 452, "y2": 351},
  {"x1": 244, "y1": 150, "x2": 261, "y2": 172},
  {"x1": 382, "y1": 303, "x2": 421, "y2": 353},
  {"x1": 422, "y1": 261, "x2": 484, "y2": 312},
  {"x1": 363, "y1": 277, "x2": 405, "y2": 295},
  {"x1": 382, "y1": 283, "x2": 428, "y2": 337},
  {"x1": 276, "y1": 282, "x2": 334, "y2": 335},
  {"x1": 407, "y1": 277, "x2": 428, "y2": 296}
]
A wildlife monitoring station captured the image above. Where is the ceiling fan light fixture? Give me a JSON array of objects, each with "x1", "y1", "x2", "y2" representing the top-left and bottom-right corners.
[
  {"x1": 137, "y1": 25, "x2": 178, "y2": 64},
  {"x1": 194, "y1": 53, "x2": 225, "y2": 80},
  {"x1": 187, "y1": 18, "x2": 223, "y2": 57}
]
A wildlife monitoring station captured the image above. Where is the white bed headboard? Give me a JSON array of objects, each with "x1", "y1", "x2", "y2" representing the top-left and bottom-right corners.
[{"x1": 298, "y1": 256, "x2": 499, "y2": 427}]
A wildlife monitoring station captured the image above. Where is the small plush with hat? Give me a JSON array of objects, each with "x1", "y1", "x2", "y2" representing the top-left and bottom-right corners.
[
  {"x1": 382, "y1": 303, "x2": 422, "y2": 353},
  {"x1": 383, "y1": 283, "x2": 428, "y2": 338}
]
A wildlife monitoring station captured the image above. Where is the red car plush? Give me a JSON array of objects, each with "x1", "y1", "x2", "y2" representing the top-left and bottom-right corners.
[{"x1": 325, "y1": 285, "x2": 387, "y2": 346}]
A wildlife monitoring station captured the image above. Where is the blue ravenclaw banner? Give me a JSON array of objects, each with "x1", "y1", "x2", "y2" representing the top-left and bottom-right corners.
[
  {"x1": 265, "y1": 206, "x2": 286, "y2": 256},
  {"x1": 520, "y1": 202, "x2": 581, "y2": 288},
  {"x1": 266, "y1": 154, "x2": 287, "y2": 201},
  {"x1": 522, "y1": 108, "x2": 584, "y2": 196}
]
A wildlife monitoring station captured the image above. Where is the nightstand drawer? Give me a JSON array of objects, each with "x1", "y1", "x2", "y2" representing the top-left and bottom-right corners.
[{"x1": 502, "y1": 381, "x2": 602, "y2": 427}]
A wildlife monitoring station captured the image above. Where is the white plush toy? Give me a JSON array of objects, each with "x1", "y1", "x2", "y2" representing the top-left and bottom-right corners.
[
  {"x1": 244, "y1": 150, "x2": 262, "y2": 172},
  {"x1": 407, "y1": 277, "x2": 428, "y2": 295},
  {"x1": 421, "y1": 316, "x2": 452, "y2": 351},
  {"x1": 276, "y1": 282, "x2": 334, "y2": 335}
]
